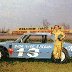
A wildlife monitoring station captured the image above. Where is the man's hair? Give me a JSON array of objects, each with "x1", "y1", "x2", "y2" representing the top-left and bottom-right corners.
[{"x1": 54, "y1": 25, "x2": 60, "y2": 29}]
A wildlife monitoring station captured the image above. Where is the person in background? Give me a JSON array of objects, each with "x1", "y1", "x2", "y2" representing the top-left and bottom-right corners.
[{"x1": 51, "y1": 25, "x2": 65, "y2": 61}]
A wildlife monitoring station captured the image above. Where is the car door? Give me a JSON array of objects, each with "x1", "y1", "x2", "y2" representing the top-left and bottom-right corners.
[{"x1": 11, "y1": 34, "x2": 54, "y2": 59}]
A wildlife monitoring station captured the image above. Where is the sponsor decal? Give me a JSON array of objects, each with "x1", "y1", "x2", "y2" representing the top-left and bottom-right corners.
[
  {"x1": 15, "y1": 45, "x2": 24, "y2": 49},
  {"x1": 14, "y1": 44, "x2": 51, "y2": 49}
]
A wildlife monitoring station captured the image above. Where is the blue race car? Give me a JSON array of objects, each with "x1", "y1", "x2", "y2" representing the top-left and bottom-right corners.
[{"x1": 0, "y1": 33, "x2": 72, "y2": 63}]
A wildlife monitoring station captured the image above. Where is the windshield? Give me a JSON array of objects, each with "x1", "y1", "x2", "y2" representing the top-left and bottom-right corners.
[{"x1": 15, "y1": 35, "x2": 26, "y2": 43}]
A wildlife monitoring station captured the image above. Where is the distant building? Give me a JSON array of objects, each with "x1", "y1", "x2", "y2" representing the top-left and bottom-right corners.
[
  {"x1": 12, "y1": 27, "x2": 50, "y2": 35},
  {"x1": 11, "y1": 27, "x2": 71, "y2": 35}
]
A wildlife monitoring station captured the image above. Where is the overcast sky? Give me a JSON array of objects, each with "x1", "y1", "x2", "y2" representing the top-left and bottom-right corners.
[{"x1": 0, "y1": 0, "x2": 72, "y2": 29}]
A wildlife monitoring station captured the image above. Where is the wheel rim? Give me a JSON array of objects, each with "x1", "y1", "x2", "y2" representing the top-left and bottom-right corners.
[
  {"x1": 0, "y1": 52, "x2": 1, "y2": 59},
  {"x1": 61, "y1": 52, "x2": 65, "y2": 62}
]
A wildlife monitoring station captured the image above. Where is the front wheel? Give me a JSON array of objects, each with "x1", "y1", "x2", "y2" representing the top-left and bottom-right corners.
[
  {"x1": 0, "y1": 51, "x2": 2, "y2": 59},
  {"x1": 51, "y1": 48, "x2": 69, "y2": 63},
  {"x1": 0, "y1": 48, "x2": 9, "y2": 60},
  {"x1": 0, "y1": 49, "x2": 4, "y2": 59}
]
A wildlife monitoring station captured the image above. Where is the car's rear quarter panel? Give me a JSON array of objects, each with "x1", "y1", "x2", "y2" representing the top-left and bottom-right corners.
[{"x1": 63, "y1": 42, "x2": 72, "y2": 58}]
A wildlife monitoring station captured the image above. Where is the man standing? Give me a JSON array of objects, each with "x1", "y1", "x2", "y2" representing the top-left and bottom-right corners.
[{"x1": 51, "y1": 25, "x2": 65, "y2": 60}]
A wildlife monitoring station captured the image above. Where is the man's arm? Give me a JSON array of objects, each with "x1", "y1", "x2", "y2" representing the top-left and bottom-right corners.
[{"x1": 60, "y1": 32, "x2": 65, "y2": 40}]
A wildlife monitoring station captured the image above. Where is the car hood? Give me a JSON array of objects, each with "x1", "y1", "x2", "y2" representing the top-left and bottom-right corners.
[
  {"x1": 5, "y1": 41, "x2": 14, "y2": 43},
  {"x1": 0, "y1": 41, "x2": 15, "y2": 47}
]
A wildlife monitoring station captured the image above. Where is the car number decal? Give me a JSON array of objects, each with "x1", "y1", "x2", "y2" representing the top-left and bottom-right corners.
[
  {"x1": 17, "y1": 48, "x2": 24, "y2": 56},
  {"x1": 27, "y1": 48, "x2": 39, "y2": 57},
  {"x1": 14, "y1": 45, "x2": 24, "y2": 57}
]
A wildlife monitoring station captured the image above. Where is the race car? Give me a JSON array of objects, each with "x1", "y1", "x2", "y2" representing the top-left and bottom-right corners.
[{"x1": 0, "y1": 32, "x2": 72, "y2": 63}]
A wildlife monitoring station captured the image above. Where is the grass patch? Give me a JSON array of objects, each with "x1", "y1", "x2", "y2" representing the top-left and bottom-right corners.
[{"x1": 0, "y1": 59, "x2": 72, "y2": 72}]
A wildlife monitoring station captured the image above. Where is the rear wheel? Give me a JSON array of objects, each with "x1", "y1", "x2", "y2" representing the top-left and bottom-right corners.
[
  {"x1": 61, "y1": 52, "x2": 65, "y2": 62},
  {"x1": 61, "y1": 48, "x2": 69, "y2": 63},
  {"x1": 51, "y1": 48, "x2": 69, "y2": 63}
]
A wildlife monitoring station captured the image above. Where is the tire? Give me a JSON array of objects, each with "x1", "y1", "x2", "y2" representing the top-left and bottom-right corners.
[
  {"x1": 51, "y1": 48, "x2": 69, "y2": 63},
  {"x1": 0, "y1": 48, "x2": 9, "y2": 60}
]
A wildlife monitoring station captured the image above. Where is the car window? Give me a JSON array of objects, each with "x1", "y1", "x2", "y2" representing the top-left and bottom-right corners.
[
  {"x1": 24, "y1": 35, "x2": 44, "y2": 43},
  {"x1": 47, "y1": 35, "x2": 54, "y2": 43},
  {"x1": 15, "y1": 35, "x2": 27, "y2": 43}
]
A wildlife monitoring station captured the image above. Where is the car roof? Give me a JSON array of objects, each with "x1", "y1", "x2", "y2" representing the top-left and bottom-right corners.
[{"x1": 23, "y1": 32, "x2": 51, "y2": 36}]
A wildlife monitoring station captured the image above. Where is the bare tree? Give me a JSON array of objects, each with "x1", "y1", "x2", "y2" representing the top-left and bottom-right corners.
[
  {"x1": 43, "y1": 19, "x2": 50, "y2": 29},
  {"x1": 59, "y1": 23, "x2": 70, "y2": 30},
  {"x1": 0, "y1": 28, "x2": 10, "y2": 33}
]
